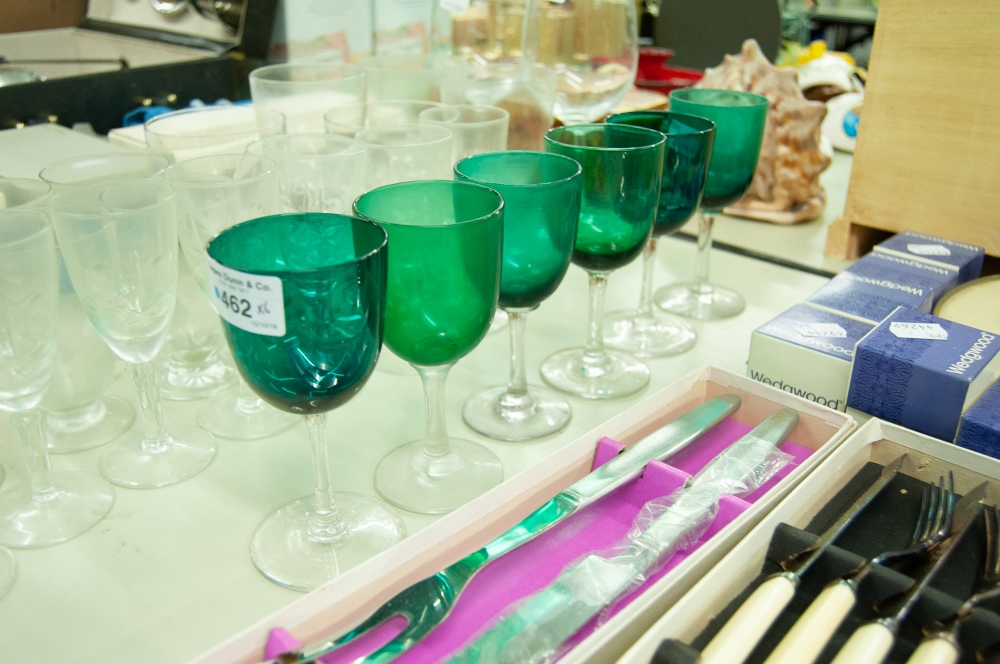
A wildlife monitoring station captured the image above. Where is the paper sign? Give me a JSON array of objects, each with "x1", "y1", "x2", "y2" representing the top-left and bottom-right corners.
[
  {"x1": 889, "y1": 322, "x2": 948, "y2": 340},
  {"x1": 207, "y1": 257, "x2": 286, "y2": 337},
  {"x1": 907, "y1": 243, "x2": 952, "y2": 257},
  {"x1": 439, "y1": 0, "x2": 469, "y2": 13},
  {"x1": 794, "y1": 322, "x2": 848, "y2": 339}
]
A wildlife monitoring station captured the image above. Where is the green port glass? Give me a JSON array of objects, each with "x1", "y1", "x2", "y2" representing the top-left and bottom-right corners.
[
  {"x1": 603, "y1": 110, "x2": 715, "y2": 357},
  {"x1": 207, "y1": 213, "x2": 405, "y2": 592},
  {"x1": 455, "y1": 151, "x2": 582, "y2": 441},
  {"x1": 541, "y1": 123, "x2": 664, "y2": 399},
  {"x1": 656, "y1": 88, "x2": 768, "y2": 320},
  {"x1": 354, "y1": 180, "x2": 504, "y2": 514}
]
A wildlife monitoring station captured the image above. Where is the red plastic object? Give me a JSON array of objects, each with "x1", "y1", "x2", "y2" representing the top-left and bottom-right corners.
[{"x1": 636, "y1": 47, "x2": 703, "y2": 93}]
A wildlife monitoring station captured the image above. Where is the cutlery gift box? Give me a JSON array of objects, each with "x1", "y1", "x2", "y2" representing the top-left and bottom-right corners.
[
  {"x1": 193, "y1": 366, "x2": 854, "y2": 663},
  {"x1": 619, "y1": 418, "x2": 1000, "y2": 664}
]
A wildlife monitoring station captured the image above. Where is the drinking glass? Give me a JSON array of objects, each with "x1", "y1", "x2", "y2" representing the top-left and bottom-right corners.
[
  {"x1": 522, "y1": 0, "x2": 639, "y2": 125},
  {"x1": 0, "y1": 209, "x2": 115, "y2": 548},
  {"x1": 354, "y1": 180, "x2": 504, "y2": 514},
  {"x1": 50, "y1": 181, "x2": 217, "y2": 488},
  {"x1": 360, "y1": 54, "x2": 467, "y2": 104},
  {"x1": 602, "y1": 110, "x2": 715, "y2": 356},
  {"x1": 463, "y1": 62, "x2": 558, "y2": 151},
  {"x1": 144, "y1": 105, "x2": 285, "y2": 163},
  {"x1": 419, "y1": 104, "x2": 510, "y2": 164},
  {"x1": 0, "y1": 546, "x2": 13, "y2": 600},
  {"x1": 322, "y1": 100, "x2": 448, "y2": 137},
  {"x1": 655, "y1": 89, "x2": 769, "y2": 320},
  {"x1": 540, "y1": 124, "x2": 664, "y2": 399},
  {"x1": 249, "y1": 62, "x2": 366, "y2": 133},
  {"x1": 206, "y1": 213, "x2": 405, "y2": 591},
  {"x1": 259, "y1": 134, "x2": 367, "y2": 214},
  {"x1": 456, "y1": 151, "x2": 582, "y2": 441},
  {"x1": 164, "y1": 154, "x2": 300, "y2": 440},
  {"x1": 39, "y1": 153, "x2": 167, "y2": 189},
  {"x1": 355, "y1": 124, "x2": 454, "y2": 190}
]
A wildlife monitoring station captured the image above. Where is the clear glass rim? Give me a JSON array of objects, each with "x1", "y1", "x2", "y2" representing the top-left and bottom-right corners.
[
  {"x1": 606, "y1": 110, "x2": 716, "y2": 137},
  {"x1": 354, "y1": 180, "x2": 504, "y2": 229},
  {"x1": 162, "y1": 154, "x2": 279, "y2": 187},
  {"x1": 260, "y1": 133, "x2": 367, "y2": 158},
  {"x1": 323, "y1": 100, "x2": 448, "y2": 132},
  {"x1": 420, "y1": 104, "x2": 509, "y2": 127},
  {"x1": 0, "y1": 178, "x2": 50, "y2": 207},
  {"x1": 455, "y1": 151, "x2": 582, "y2": 189},
  {"x1": 0, "y1": 208, "x2": 52, "y2": 251},
  {"x1": 544, "y1": 123, "x2": 666, "y2": 152},
  {"x1": 38, "y1": 153, "x2": 168, "y2": 187},
  {"x1": 354, "y1": 123, "x2": 453, "y2": 148},
  {"x1": 144, "y1": 106, "x2": 285, "y2": 139},
  {"x1": 49, "y1": 179, "x2": 174, "y2": 216},
  {"x1": 248, "y1": 61, "x2": 365, "y2": 83},
  {"x1": 668, "y1": 88, "x2": 769, "y2": 109},
  {"x1": 359, "y1": 53, "x2": 464, "y2": 71}
]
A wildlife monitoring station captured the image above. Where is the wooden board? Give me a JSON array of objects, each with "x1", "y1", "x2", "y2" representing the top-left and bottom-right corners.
[{"x1": 825, "y1": 0, "x2": 1000, "y2": 259}]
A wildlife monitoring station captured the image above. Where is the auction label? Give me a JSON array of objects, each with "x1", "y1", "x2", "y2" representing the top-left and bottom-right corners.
[
  {"x1": 889, "y1": 322, "x2": 948, "y2": 340},
  {"x1": 207, "y1": 257, "x2": 286, "y2": 337},
  {"x1": 794, "y1": 322, "x2": 848, "y2": 338},
  {"x1": 906, "y1": 243, "x2": 952, "y2": 257}
]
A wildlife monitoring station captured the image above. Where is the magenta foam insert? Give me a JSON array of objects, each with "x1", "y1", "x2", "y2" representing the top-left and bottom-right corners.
[{"x1": 268, "y1": 417, "x2": 813, "y2": 663}]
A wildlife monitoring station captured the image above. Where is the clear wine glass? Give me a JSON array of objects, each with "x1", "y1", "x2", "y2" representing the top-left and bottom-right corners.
[
  {"x1": 259, "y1": 134, "x2": 368, "y2": 214},
  {"x1": 354, "y1": 180, "x2": 505, "y2": 514},
  {"x1": 207, "y1": 212, "x2": 405, "y2": 592},
  {"x1": 50, "y1": 180, "x2": 217, "y2": 488},
  {"x1": 456, "y1": 151, "x2": 582, "y2": 441},
  {"x1": 655, "y1": 88, "x2": 769, "y2": 320},
  {"x1": 0, "y1": 208, "x2": 115, "y2": 549},
  {"x1": 540, "y1": 123, "x2": 664, "y2": 399},
  {"x1": 522, "y1": 0, "x2": 638, "y2": 125},
  {"x1": 602, "y1": 110, "x2": 716, "y2": 357},
  {"x1": 164, "y1": 153, "x2": 301, "y2": 441}
]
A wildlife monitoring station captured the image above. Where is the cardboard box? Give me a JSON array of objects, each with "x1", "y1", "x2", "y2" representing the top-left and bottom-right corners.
[
  {"x1": 618, "y1": 418, "x2": 1000, "y2": 664},
  {"x1": 846, "y1": 251, "x2": 959, "y2": 308},
  {"x1": 847, "y1": 307, "x2": 1000, "y2": 441},
  {"x1": 956, "y1": 379, "x2": 1000, "y2": 459},
  {"x1": 747, "y1": 304, "x2": 875, "y2": 412},
  {"x1": 874, "y1": 230, "x2": 986, "y2": 285},
  {"x1": 192, "y1": 366, "x2": 855, "y2": 664}
]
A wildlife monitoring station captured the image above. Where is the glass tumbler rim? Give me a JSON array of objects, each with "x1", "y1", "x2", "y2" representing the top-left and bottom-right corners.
[
  {"x1": 144, "y1": 105, "x2": 285, "y2": 140},
  {"x1": 606, "y1": 110, "x2": 717, "y2": 137},
  {"x1": 353, "y1": 179, "x2": 504, "y2": 229},
  {"x1": 354, "y1": 123, "x2": 454, "y2": 148},
  {"x1": 668, "y1": 87, "x2": 769, "y2": 109},
  {"x1": 544, "y1": 123, "x2": 666, "y2": 152},
  {"x1": 0, "y1": 208, "x2": 52, "y2": 251},
  {"x1": 207, "y1": 212, "x2": 388, "y2": 277},
  {"x1": 455, "y1": 150, "x2": 582, "y2": 188},
  {"x1": 38, "y1": 152, "x2": 169, "y2": 188},
  {"x1": 248, "y1": 61, "x2": 365, "y2": 84},
  {"x1": 419, "y1": 104, "x2": 509, "y2": 127},
  {"x1": 49, "y1": 179, "x2": 174, "y2": 216},
  {"x1": 162, "y1": 153, "x2": 279, "y2": 187},
  {"x1": 259, "y1": 132, "x2": 367, "y2": 157}
]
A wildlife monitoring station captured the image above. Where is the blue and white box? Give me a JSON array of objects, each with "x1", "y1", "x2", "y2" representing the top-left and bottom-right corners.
[
  {"x1": 874, "y1": 230, "x2": 986, "y2": 285},
  {"x1": 955, "y1": 380, "x2": 1000, "y2": 459},
  {"x1": 748, "y1": 304, "x2": 875, "y2": 412},
  {"x1": 848, "y1": 307, "x2": 1000, "y2": 441},
  {"x1": 807, "y1": 271, "x2": 934, "y2": 324},
  {"x1": 848, "y1": 251, "x2": 959, "y2": 308}
]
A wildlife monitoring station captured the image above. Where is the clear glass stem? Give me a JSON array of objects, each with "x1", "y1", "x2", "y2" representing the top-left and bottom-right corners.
[
  {"x1": 416, "y1": 364, "x2": 453, "y2": 458},
  {"x1": 127, "y1": 361, "x2": 170, "y2": 453},
  {"x1": 13, "y1": 408, "x2": 55, "y2": 501},
  {"x1": 693, "y1": 211, "x2": 715, "y2": 294},
  {"x1": 304, "y1": 413, "x2": 347, "y2": 545},
  {"x1": 584, "y1": 272, "x2": 610, "y2": 360},
  {"x1": 234, "y1": 378, "x2": 265, "y2": 415},
  {"x1": 503, "y1": 308, "x2": 535, "y2": 408},
  {"x1": 637, "y1": 237, "x2": 658, "y2": 317}
]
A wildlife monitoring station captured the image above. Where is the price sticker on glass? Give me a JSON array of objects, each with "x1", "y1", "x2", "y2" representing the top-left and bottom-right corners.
[{"x1": 206, "y1": 257, "x2": 286, "y2": 337}]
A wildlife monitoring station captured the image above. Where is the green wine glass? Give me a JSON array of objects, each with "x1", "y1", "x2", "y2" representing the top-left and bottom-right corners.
[
  {"x1": 354, "y1": 180, "x2": 504, "y2": 514},
  {"x1": 455, "y1": 151, "x2": 582, "y2": 441},
  {"x1": 603, "y1": 110, "x2": 715, "y2": 356},
  {"x1": 541, "y1": 123, "x2": 664, "y2": 399},
  {"x1": 655, "y1": 88, "x2": 768, "y2": 320},
  {"x1": 206, "y1": 213, "x2": 405, "y2": 592}
]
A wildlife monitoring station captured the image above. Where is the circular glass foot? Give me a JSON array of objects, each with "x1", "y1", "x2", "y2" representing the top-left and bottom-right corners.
[
  {"x1": 0, "y1": 546, "x2": 15, "y2": 599},
  {"x1": 375, "y1": 439, "x2": 503, "y2": 514},
  {"x1": 603, "y1": 309, "x2": 698, "y2": 358},
  {"x1": 158, "y1": 354, "x2": 237, "y2": 401},
  {"x1": 250, "y1": 493, "x2": 406, "y2": 592},
  {"x1": 540, "y1": 347, "x2": 650, "y2": 400},
  {"x1": 654, "y1": 282, "x2": 746, "y2": 320},
  {"x1": 45, "y1": 396, "x2": 136, "y2": 454},
  {"x1": 0, "y1": 471, "x2": 115, "y2": 548},
  {"x1": 463, "y1": 385, "x2": 571, "y2": 441},
  {"x1": 99, "y1": 425, "x2": 217, "y2": 489},
  {"x1": 376, "y1": 348, "x2": 417, "y2": 376},
  {"x1": 198, "y1": 387, "x2": 299, "y2": 440}
]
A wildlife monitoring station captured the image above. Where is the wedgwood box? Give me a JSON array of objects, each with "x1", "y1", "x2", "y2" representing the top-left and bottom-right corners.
[
  {"x1": 849, "y1": 250, "x2": 960, "y2": 307},
  {"x1": 956, "y1": 379, "x2": 1000, "y2": 459},
  {"x1": 192, "y1": 366, "x2": 855, "y2": 664},
  {"x1": 874, "y1": 230, "x2": 985, "y2": 285},
  {"x1": 616, "y1": 418, "x2": 1000, "y2": 664},
  {"x1": 747, "y1": 304, "x2": 875, "y2": 412},
  {"x1": 848, "y1": 306, "x2": 1000, "y2": 441}
]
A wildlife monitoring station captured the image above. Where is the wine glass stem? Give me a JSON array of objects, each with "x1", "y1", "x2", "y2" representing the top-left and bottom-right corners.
[
  {"x1": 234, "y1": 379, "x2": 264, "y2": 415},
  {"x1": 693, "y1": 211, "x2": 715, "y2": 295},
  {"x1": 505, "y1": 308, "x2": 533, "y2": 401},
  {"x1": 304, "y1": 413, "x2": 347, "y2": 545},
  {"x1": 11, "y1": 408, "x2": 56, "y2": 500},
  {"x1": 637, "y1": 237, "x2": 658, "y2": 317},
  {"x1": 127, "y1": 361, "x2": 170, "y2": 453},
  {"x1": 417, "y1": 364, "x2": 453, "y2": 458},
  {"x1": 584, "y1": 272, "x2": 610, "y2": 360}
]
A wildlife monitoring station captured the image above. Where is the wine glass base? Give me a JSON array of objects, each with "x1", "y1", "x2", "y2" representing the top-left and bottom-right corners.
[
  {"x1": 99, "y1": 425, "x2": 217, "y2": 489},
  {"x1": 158, "y1": 356, "x2": 238, "y2": 401},
  {"x1": 250, "y1": 493, "x2": 406, "y2": 592},
  {"x1": 0, "y1": 546, "x2": 15, "y2": 599},
  {"x1": 45, "y1": 396, "x2": 136, "y2": 454},
  {"x1": 0, "y1": 471, "x2": 115, "y2": 548},
  {"x1": 198, "y1": 387, "x2": 299, "y2": 440},
  {"x1": 602, "y1": 309, "x2": 698, "y2": 358},
  {"x1": 374, "y1": 439, "x2": 503, "y2": 514},
  {"x1": 654, "y1": 282, "x2": 746, "y2": 320},
  {"x1": 463, "y1": 385, "x2": 571, "y2": 441},
  {"x1": 540, "y1": 348, "x2": 650, "y2": 400}
]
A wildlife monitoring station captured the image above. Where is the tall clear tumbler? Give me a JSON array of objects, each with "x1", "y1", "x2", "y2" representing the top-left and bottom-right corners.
[
  {"x1": 50, "y1": 181, "x2": 217, "y2": 488},
  {"x1": 250, "y1": 62, "x2": 367, "y2": 134}
]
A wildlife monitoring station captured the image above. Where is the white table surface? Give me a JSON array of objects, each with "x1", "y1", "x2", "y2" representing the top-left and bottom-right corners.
[{"x1": 0, "y1": 123, "x2": 846, "y2": 663}]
